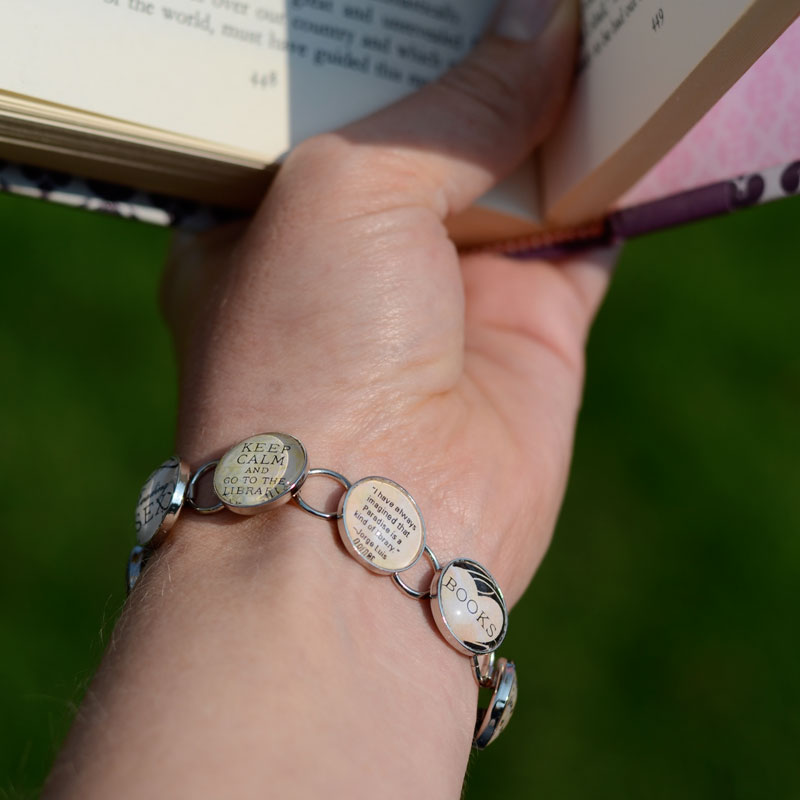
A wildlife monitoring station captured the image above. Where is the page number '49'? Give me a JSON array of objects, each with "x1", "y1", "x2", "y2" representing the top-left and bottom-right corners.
[
  {"x1": 251, "y1": 71, "x2": 278, "y2": 89},
  {"x1": 651, "y1": 8, "x2": 664, "y2": 31}
]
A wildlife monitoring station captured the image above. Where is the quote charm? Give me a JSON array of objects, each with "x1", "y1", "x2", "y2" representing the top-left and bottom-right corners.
[{"x1": 338, "y1": 476, "x2": 426, "y2": 574}]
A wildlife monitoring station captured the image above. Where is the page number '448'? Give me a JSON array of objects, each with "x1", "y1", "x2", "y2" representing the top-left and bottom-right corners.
[
  {"x1": 251, "y1": 71, "x2": 278, "y2": 89},
  {"x1": 652, "y1": 8, "x2": 664, "y2": 31}
]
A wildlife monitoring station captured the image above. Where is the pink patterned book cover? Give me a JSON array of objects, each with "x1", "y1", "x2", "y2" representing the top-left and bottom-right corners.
[{"x1": 621, "y1": 15, "x2": 800, "y2": 207}]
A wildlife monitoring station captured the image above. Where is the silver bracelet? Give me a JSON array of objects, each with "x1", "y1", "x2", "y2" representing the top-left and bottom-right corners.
[{"x1": 129, "y1": 432, "x2": 517, "y2": 750}]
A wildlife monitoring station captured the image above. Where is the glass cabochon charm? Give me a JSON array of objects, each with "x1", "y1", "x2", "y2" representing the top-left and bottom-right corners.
[
  {"x1": 337, "y1": 476, "x2": 426, "y2": 574},
  {"x1": 430, "y1": 558, "x2": 508, "y2": 655},
  {"x1": 473, "y1": 658, "x2": 517, "y2": 749},
  {"x1": 126, "y1": 545, "x2": 150, "y2": 594},
  {"x1": 213, "y1": 433, "x2": 308, "y2": 515},
  {"x1": 135, "y1": 456, "x2": 190, "y2": 548}
]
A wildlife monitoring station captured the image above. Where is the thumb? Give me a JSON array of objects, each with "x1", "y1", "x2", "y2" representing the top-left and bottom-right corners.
[{"x1": 334, "y1": 0, "x2": 578, "y2": 218}]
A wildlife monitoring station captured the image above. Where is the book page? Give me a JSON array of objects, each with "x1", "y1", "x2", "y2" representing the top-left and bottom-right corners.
[
  {"x1": 540, "y1": 0, "x2": 800, "y2": 224},
  {"x1": 0, "y1": 0, "x2": 493, "y2": 160}
]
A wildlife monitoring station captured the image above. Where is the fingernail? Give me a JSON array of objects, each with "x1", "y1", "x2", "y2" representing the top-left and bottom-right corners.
[{"x1": 494, "y1": 0, "x2": 562, "y2": 41}]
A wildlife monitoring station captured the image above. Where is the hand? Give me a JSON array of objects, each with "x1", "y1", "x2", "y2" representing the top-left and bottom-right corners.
[
  {"x1": 46, "y1": 2, "x2": 619, "y2": 798},
  {"x1": 163, "y1": 0, "x2": 612, "y2": 607}
]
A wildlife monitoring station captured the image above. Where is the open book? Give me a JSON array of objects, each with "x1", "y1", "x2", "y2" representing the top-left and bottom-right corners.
[{"x1": 1, "y1": 1, "x2": 798, "y2": 245}]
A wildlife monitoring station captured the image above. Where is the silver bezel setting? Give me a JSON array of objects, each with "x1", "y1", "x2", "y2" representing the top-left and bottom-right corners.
[
  {"x1": 337, "y1": 476, "x2": 426, "y2": 574},
  {"x1": 430, "y1": 557, "x2": 508, "y2": 655},
  {"x1": 135, "y1": 456, "x2": 189, "y2": 548},
  {"x1": 213, "y1": 433, "x2": 308, "y2": 515},
  {"x1": 126, "y1": 545, "x2": 150, "y2": 594},
  {"x1": 473, "y1": 658, "x2": 517, "y2": 749}
]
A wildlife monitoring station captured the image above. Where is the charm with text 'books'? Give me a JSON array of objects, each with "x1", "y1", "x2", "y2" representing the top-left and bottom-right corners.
[{"x1": 431, "y1": 558, "x2": 507, "y2": 655}]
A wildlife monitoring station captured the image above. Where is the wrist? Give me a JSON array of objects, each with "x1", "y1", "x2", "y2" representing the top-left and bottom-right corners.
[
  {"x1": 52, "y1": 431, "x2": 515, "y2": 799},
  {"x1": 130, "y1": 511, "x2": 476, "y2": 797},
  {"x1": 154, "y1": 507, "x2": 479, "y2": 703}
]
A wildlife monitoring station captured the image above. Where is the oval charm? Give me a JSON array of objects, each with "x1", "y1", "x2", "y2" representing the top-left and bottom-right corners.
[
  {"x1": 338, "y1": 477, "x2": 425, "y2": 574},
  {"x1": 135, "y1": 456, "x2": 189, "y2": 547},
  {"x1": 430, "y1": 558, "x2": 507, "y2": 655},
  {"x1": 126, "y1": 545, "x2": 150, "y2": 595},
  {"x1": 214, "y1": 433, "x2": 307, "y2": 515},
  {"x1": 473, "y1": 658, "x2": 517, "y2": 749}
]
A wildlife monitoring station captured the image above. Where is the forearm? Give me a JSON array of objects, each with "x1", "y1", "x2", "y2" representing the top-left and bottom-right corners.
[
  {"x1": 44, "y1": 4, "x2": 599, "y2": 794},
  {"x1": 45, "y1": 511, "x2": 476, "y2": 799}
]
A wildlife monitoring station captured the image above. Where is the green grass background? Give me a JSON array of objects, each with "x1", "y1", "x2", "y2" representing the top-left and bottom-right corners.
[{"x1": 1, "y1": 190, "x2": 798, "y2": 798}]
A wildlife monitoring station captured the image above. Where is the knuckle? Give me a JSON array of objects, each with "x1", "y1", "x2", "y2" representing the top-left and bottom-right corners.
[
  {"x1": 437, "y1": 55, "x2": 521, "y2": 132},
  {"x1": 279, "y1": 133, "x2": 432, "y2": 217},
  {"x1": 286, "y1": 132, "x2": 351, "y2": 175}
]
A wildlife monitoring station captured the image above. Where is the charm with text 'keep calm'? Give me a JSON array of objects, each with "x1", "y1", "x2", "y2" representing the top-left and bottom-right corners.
[{"x1": 213, "y1": 433, "x2": 308, "y2": 515}]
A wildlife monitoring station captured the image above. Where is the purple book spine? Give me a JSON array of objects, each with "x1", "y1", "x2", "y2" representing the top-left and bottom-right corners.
[{"x1": 507, "y1": 160, "x2": 800, "y2": 260}]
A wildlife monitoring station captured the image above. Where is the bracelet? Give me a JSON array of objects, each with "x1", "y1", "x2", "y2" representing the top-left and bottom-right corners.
[{"x1": 128, "y1": 432, "x2": 518, "y2": 750}]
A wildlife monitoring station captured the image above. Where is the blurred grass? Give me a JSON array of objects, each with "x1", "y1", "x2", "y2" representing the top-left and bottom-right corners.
[{"x1": 1, "y1": 190, "x2": 799, "y2": 798}]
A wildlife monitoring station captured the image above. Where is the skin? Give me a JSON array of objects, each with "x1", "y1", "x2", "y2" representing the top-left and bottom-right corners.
[{"x1": 45, "y1": 2, "x2": 618, "y2": 797}]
